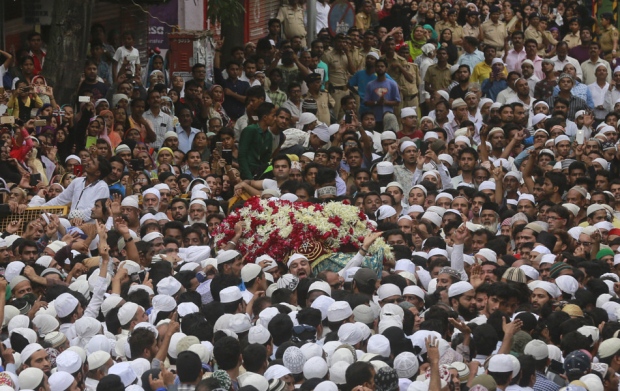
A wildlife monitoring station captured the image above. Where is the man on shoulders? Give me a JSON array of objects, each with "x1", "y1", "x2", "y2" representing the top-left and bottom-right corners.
[{"x1": 44, "y1": 156, "x2": 111, "y2": 224}]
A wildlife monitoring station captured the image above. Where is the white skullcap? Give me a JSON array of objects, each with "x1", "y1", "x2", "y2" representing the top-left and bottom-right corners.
[
  {"x1": 477, "y1": 249, "x2": 497, "y2": 263},
  {"x1": 400, "y1": 141, "x2": 416, "y2": 153},
  {"x1": 556, "y1": 275, "x2": 579, "y2": 296},
  {"x1": 121, "y1": 195, "x2": 139, "y2": 209},
  {"x1": 554, "y1": 135, "x2": 570, "y2": 145},
  {"x1": 423, "y1": 132, "x2": 439, "y2": 141},
  {"x1": 454, "y1": 135, "x2": 471, "y2": 146},
  {"x1": 478, "y1": 181, "x2": 495, "y2": 191},
  {"x1": 448, "y1": 281, "x2": 474, "y2": 298},
  {"x1": 142, "y1": 187, "x2": 160, "y2": 200}
]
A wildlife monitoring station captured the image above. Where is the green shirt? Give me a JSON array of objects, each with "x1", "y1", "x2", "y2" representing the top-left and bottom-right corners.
[{"x1": 238, "y1": 123, "x2": 273, "y2": 180}]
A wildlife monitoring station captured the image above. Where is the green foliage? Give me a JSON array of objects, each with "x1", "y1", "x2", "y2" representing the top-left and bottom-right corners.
[{"x1": 207, "y1": 0, "x2": 245, "y2": 26}]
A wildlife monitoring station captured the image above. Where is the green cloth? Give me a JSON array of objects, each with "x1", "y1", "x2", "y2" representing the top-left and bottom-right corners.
[
  {"x1": 312, "y1": 248, "x2": 385, "y2": 279},
  {"x1": 238, "y1": 123, "x2": 273, "y2": 180},
  {"x1": 408, "y1": 38, "x2": 426, "y2": 61},
  {"x1": 597, "y1": 248, "x2": 614, "y2": 259}
]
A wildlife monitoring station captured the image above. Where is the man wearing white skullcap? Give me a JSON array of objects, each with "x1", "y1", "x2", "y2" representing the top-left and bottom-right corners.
[
  {"x1": 188, "y1": 199, "x2": 207, "y2": 225},
  {"x1": 120, "y1": 195, "x2": 141, "y2": 233},
  {"x1": 448, "y1": 281, "x2": 477, "y2": 321},
  {"x1": 142, "y1": 188, "x2": 161, "y2": 212},
  {"x1": 20, "y1": 342, "x2": 51, "y2": 375}
]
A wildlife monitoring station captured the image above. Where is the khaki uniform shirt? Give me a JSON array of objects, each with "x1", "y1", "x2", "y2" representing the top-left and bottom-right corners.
[
  {"x1": 448, "y1": 22, "x2": 465, "y2": 45},
  {"x1": 424, "y1": 64, "x2": 452, "y2": 92},
  {"x1": 322, "y1": 50, "x2": 351, "y2": 87},
  {"x1": 304, "y1": 92, "x2": 334, "y2": 125},
  {"x1": 355, "y1": 12, "x2": 371, "y2": 32},
  {"x1": 563, "y1": 32, "x2": 581, "y2": 49},
  {"x1": 463, "y1": 24, "x2": 481, "y2": 39},
  {"x1": 385, "y1": 54, "x2": 409, "y2": 88},
  {"x1": 481, "y1": 20, "x2": 508, "y2": 50},
  {"x1": 277, "y1": 5, "x2": 306, "y2": 40},
  {"x1": 600, "y1": 26, "x2": 619, "y2": 53},
  {"x1": 435, "y1": 21, "x2": 450, "y2": 35}
]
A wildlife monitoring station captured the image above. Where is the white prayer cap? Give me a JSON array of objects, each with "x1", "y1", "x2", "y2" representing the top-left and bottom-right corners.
[
  {"x1": 400, "y1": 141, "x2": 416, "y2": 153},
  {"x1": 220, "y1": 286, "x2": 243, "y2": 303},
  {"x1": 488, "y1": 354, "x2": 514, "y2": 373},
  {"x1": 141, "y1": 231, "x2": 163, "y2": 243},
  {"x1": 142, "y1": 187, "x2": 160, "y2": 200},
  {"x1": 477, "y1": 249, "x2": 497, "y2": 263},
  {"x1": 554, "y1": 135, "x2": 570, "y2": 145},
  {"x1": 241, "y1": 263, "x2": 262, "y2": 283},
  {"x1": 118, "y1": 302, "x2": 140, "y2": 326},
  {"x1": 376, "y1": 205, "x2": 397, "y2": 221},
  {"x1": 423, "y1": 132, "x2": 439, "y2": 141},
  {"x1": 448, "y1": 281, "x2": 474, "y2": 298},
  {"x1": 478, "y1": 181, "x2": 495, "y2": 191},
  {"x1": 327, "y1": 301, "x2": 353, "y2": 322},
  {"x1": 377, "y1": 284, "x2": 401, "y2": 301},
  {"x1": 156, "y1": 276, "x2": 182, "y2": 296},
  {"x1": 404, "y1": 286, "x2": 425, "y2": 300},
  {"x1": 19, "y1": 368, "x2": 45, "y2": 390},
  {"x1": 367, "y1": 334, "x2": 391, "y2": 357},
  {"x1": 109, "y1": 361, "x2": 138, "y2": 386},
  {"x1": 56, "y1": 350, "x2": 82, "y2": 373},
  {"x1": 65, "y1": 154, "x2": 81, "y2": 163},
  {"x1": 421, "y1": 211, "x2": 441, "y2": 227},
  {"x1": 454, "y1": 135, "x2": 471, "y2": 146},
  {"x1": 248, "y1": 325, "x2": 271, "y2": 344},
  {"x1": 121, "y1": 195, "x2": 140, "y2": 209},
  {"x1": 54, "y1": 293, "x2": 79, "y2": 318},
  {"x1": 556, "y1": 275, "x2": 579, "y2": 296}
]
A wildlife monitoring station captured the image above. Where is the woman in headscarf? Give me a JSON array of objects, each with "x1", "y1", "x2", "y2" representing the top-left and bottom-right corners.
[
  {"x1": 407, "y1": 25, "x2": 428, "y2": 61},
  {"x1": 144, "y1": 53, "x2": 169, "y2": 88},
  {"x1": 209, "y1": 85, "x2": 229, "y2": 125},
  {"x1": 99, "y1": 109, "x2": 120, "y2": 148},
  {"x1": 191, "y1": 132, "x2": 211, "y2": 162},
  {"x1": 94, "y1": 98, "x2": 109, "y2": 115},
  {"x1": 32, "y1": 75, "x2": 58, "y2": 108}
]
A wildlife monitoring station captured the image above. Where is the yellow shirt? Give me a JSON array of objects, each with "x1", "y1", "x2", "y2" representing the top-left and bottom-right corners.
[{"x1": 471, "y1": 61, "x2": 508, "y2": 83}]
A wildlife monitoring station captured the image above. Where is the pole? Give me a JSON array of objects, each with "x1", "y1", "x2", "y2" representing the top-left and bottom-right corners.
[{"x1": 307, "y1": 0, "x2": 317, "y2": 47}]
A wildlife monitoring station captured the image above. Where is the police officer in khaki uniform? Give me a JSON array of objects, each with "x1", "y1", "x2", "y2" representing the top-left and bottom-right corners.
[
  {"x1": 481, "y1": 6, "x2": 508, "y2": 57},
  {"x1": 323, "y1": 34, "x2": 357, "y2": 120},
  {"x1": 563, "y1": 17, "x2": 582, "y2": 49},
  {"x1": 383, "y1": 37, "x2": 415, "y2": 119},
  {"x1": 277, "y1": 0, "x2": 307, "y2": 47},
  {"x1": 304, "y1": 73, "x2": 334, "y2": 125},
  {"x1": 445, "y1": 9, "x2": 465, "y2": 48},
  {"x1": 525, "y1": 13, "x2": 557, "y2": 57},
  {"x1": 600, "y1": 13, "x2": 619, "y2": 62},
  {"x1": 352, "y1": 31, "x2": 381, "y2": 72}
]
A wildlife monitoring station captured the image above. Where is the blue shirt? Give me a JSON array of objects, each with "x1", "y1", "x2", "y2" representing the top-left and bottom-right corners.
[
  {"x1": 349, "y1": 70, "x2": 394, "y2": 113},
  {"x1": 175, "y1": 124, "x2": 201, "y2": 153},
  {"x1": 365, "y1": 77, "x2": 400, "y2": 122},
  {"x1": 481, "y1": 78, "x2": 507, "y2": 101},
  {"x1": 458, "y1": 50, "x2": 485, "y2": 74},
  {"x1": 552, "y1": 82, "x2": 594, "y2": 108}
]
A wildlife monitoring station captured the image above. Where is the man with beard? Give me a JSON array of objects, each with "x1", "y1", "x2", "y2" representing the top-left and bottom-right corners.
[
  {"x1": 21, "y1": 343, "x2": 52, "y2": 376},
  {"x1": 449, "y1": 65, "x2": 472, "y2": 101},
  {"x1": 452, "y1": 147, "x2": 478, "y2": 188},
  {"x1": 287, "y1": 253, "x2": 312, "y2": 279},
  {"x1": 365, "y1": 58, "x2": 400, "y2": 131},
  {"x1": 188, "y1": 200, "x2": 207, "y2": 225},
  {"x1": 236, "y1": 154, "x2": 292, "y2": 195},
  {"x1": 530, "y1": 281, "x2": 560, "y2": 315},
  {"x1": 104, "y1": 157, "x2": 125, "y2": 196},
  {"x1": 120, "y1": 195, "x2": 140, "y2": 234},
  {"x1": 216, "y1": 250, "x2": 244, "y2": 283},
  {"x1": 480, "y1": 202, "x2": 500, "y2": 234},
  {"x1": 170, "y1": 199, "x2": 189, "y2": 224},
  {"x1": 142, "y1": 188, "x2": 160, "y2": 214},
  {"x1": 448, "y1": 281, "x2": 477, "y2": 321}
]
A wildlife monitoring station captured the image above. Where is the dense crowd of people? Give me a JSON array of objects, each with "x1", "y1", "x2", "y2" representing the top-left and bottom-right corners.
[{"x1": 1, "y1": 0, "x2": 620, "y2": 391}]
